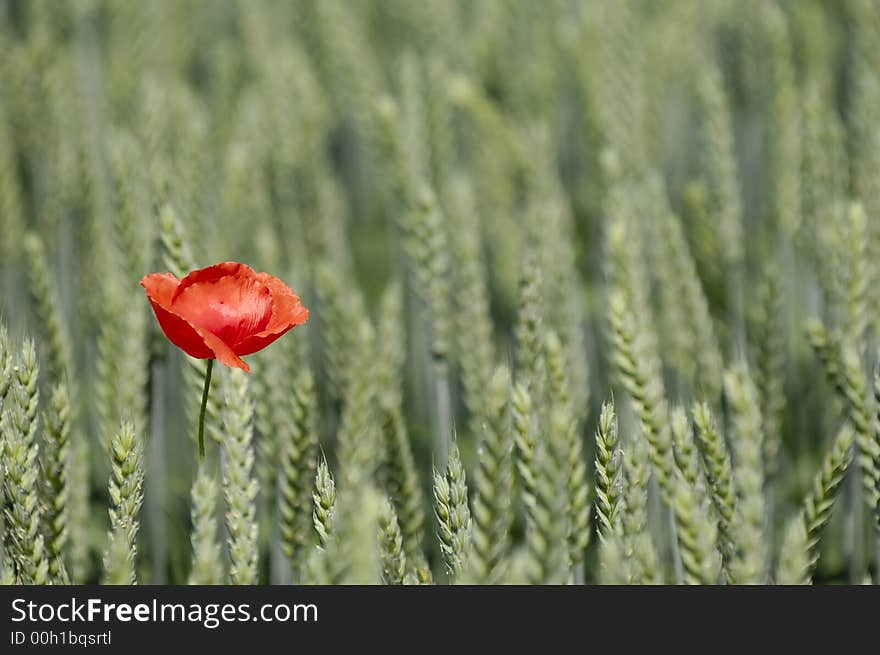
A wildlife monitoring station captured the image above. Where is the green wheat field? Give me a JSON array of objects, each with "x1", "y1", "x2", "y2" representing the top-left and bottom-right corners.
[{"x1": 1, "y1": 0, "x2": 879, "y2": 586}]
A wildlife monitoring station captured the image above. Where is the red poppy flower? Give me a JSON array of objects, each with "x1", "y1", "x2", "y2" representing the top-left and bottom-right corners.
[{"x1": 141, "y1": 262, "x2": 308, "y2": 373}]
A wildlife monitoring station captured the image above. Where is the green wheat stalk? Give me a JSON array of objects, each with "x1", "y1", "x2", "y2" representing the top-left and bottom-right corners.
[
  {"x1": 680, "y1": 181, "x2": 724, "y2": 306},
  {"x1": 188, "y1": 466, "x2": 224, "y2": 585},
  {"x1": 697, "y1": 59, "x2": 743, "y2": 270},
  {"x1": 102, "y1": 530, "x2": 135, "y2": 586},
  {"x1": 382, "y1": 409, "x2": 431, "y2": 583},
  {"x1": 425, "y1": 57, "x2": 455, "y2": 204},
  {"x1": 848, "y1": 0, "x2": 880, "y2": 326},
  {"x1": 545, "y1": 332, "x2": 591, "y2": 569},
  {"x1": 515, "y1": 249, "x2": 548, "y2": 405},
  {"x1": 671, "y1": 408, "x2": 703, "y2": 493},
  {"x1": 158, "y1": 202, "x2": 195, "y2": 281},
  {"x1": 95, "y1": 284, "x2": 150, "y2": 450},
  {"x1": 333, "y1": 485, "x2": 382, "y2": 585},
  {"x1": 41, "y1": 382, "x2": 71, "y2": 583},
  {"x1": 94, "y1": 293, "x2": 123, "y2": 449},
  {"x1": 670, "y1": 407, "x2": 721, "y2": 585},
  {"x1": 404, "y1": 189, "x2": 455, "y2": 459},
  {"x1": 513, "y1": 383, "x2": 570, "y2": 584},
  {"x1": 467, "y1": 365, "x2": 515, "y2": 583},
  {"x1": 22, "y1": 233, "x2": 74, "y2": 386},
  {"x1": 445, "y1": 75, "x2": 522, "y2": 304},
  {"x1": 801, "y1": 82, "x2": 846, "y2": 306},
  {"x1": 597, "y1": 532, "x2": 629, "y2": 584},
  {"x1": 764, "y1": 1, "x2": 801, "y2": 238},
  {"x1": 620, "y1": 427, "x2": 662, "y2": 584},
  {"x1": 724, "y1": 365, "x2": 767, "y2": 584},
  {"x1": 221, "y1": 370, "x2": 260, "y2": 585},
  {"x1": 335, "y1": 318, "x2": 380, "y2": 489},
  {"x1": 312, "y1": 457, "x2": 336, "y2": 549},
  {"x1": 251, "y1": 355, "x2": 281, "y2": 544},
  {"x1": 102, "y1": 421, "x2": 144, "y2": 585},
  {"x1": 838, "y1": 202, "x2": 870, "y2": 349},
  {"x1": 752, "y1": 265, "x2": 785, "y2": 481},
  {"x1": 67, "y1": 431, "x2": 91, "y2": 583},
  {"x1": 524, "y1": 135, "x2": 591, "y2": 424},
  {"x1": 807, "y1": 320, "x2": 880, "y2": 513},
  {"x1": 670, "y1": 470, "x2": 722, "y2": 585},
  {"x1": 607, "y1": 288, "x2": 675, "y2": 502},
  {"x1": 647, "y1": 176, "x2": 723, "y2": 400},
  {"x1": 806, "y1": 320, "x2": 846, "y2": 396},
  {"x1": 313, "y1": 261, "x2": 367, "y2": 403},
  {"x1": 1, "y1": 342, "x2": 49, "y2": 584},
  {"x1": 447, "y1": 178, "x2": 496, "y2": 438},
  {"x1": 377, "y1": 70, "x2": 454, "y2": 460},
  {"x1": 278, "y1": 365, "x2": 319, "y2": 574},
  {"x1": 593, "y1": 2, "x2": 649, "y2": 175},
  {"x1": 0, "y1": 102, "x2": 25, "y2": 265},
  {"x1": 693, "y1": 401, "x2": 737, "y2": 580},
  {"x1": 594, "y1": 400, "x2": 624, "y2": 539},
  {"x1": 375, "y1": 283, "x2": 430, "y2": 579},
  {"x1": 802, "y1": 423, "x2": 854, "y2": 571},
  {"x1": 375, "y1": 280, "x2": 407, "y2": 413},
  {"x1": 433, "y1": 438, "x2": 471, "y2": 579},
  {"x1": 378, "y1": 497, "x2": 407, "y2": 585},
  {"x1": 107, "y1": 128, "x2": 152, "y2": 278},
  {"x1": 373, "y1": 93, "x2": 416, "y2": 214},
  {"x1": 775, "y1": 515, "x2": 811, "y2": 585}
]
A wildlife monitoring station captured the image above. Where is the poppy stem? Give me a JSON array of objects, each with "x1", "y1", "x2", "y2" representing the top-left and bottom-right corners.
[{"x1": 198, "y1": 359, "x2": 214, "y2": 461}]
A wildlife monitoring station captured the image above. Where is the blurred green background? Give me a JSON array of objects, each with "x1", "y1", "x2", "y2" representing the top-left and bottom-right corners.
[{"x1": 1, "y1": 0, "x2": 878, "y2": 584}]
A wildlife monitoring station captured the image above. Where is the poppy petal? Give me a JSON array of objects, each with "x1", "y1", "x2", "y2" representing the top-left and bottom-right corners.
[
  {"x1": 140, "y1": 271, "x2": 180, "y2": 303},
  {"x1": 142, "y1": 273, "x2": 213, "y2": 359},
  {"x1": 141, "y1": 273, "x2": 251, "y2": 372},
  {"x1": 171, "y1": 274, "x2": 273, "y2": 349},
  {"x1": 231, "y1": 319, "x2": 304, "y2": 357},
  {"x1": 254, "y1": 273, "x2": 309, "y2": 332},
  {"x1": 171, "y1": 262, "x2": 257, "y2": 301},
  {"x1": 232, "y1": 273, "x2": 309, "y2": 356},
  {"x1": 191, "y1": 324, "x2": 251, "y2": 372}
]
